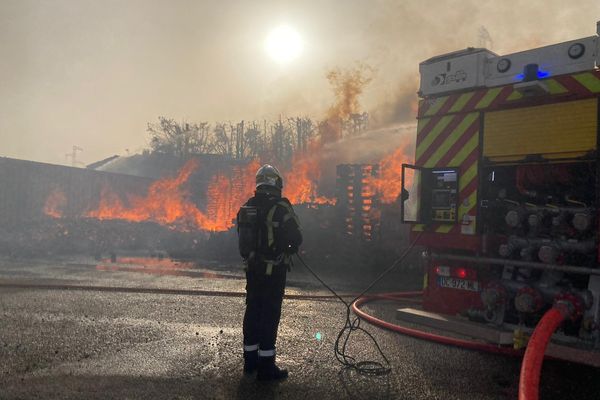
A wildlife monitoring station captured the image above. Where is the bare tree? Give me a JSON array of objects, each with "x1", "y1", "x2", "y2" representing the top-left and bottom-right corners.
[
  {"x1": 211, "y1": 123, "x2": 233, "y2": 157},
  {"x1": 147, "y1": 117, "x2": 212, "y2": 157},
  {"x1": 245, "y1": 121, "x2": 266, "y2": 159},
  {"x1": 268, "y1": 118, "x2": 294, "y2": 165},
  {"x1": 145, "y1": 113, "x2": 364, "y2": 161},
  {"x1": 234, "y1": 121, "x2": 246, "y2": 160},
  {"x1": 345, "y1": 112, "x2": 369, "y2": 136},
  {"x1": 291, "y1": 117, "x2": 315, "y2": 153}
]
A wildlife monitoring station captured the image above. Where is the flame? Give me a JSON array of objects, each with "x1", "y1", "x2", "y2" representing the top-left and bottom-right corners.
[
  {"x1": 281, "y1": 65, "x2": 373, "y2": 204},
  {"x1": 84, "y1": 159, "x2": 252, "y2": 231},
  {"x1": 371, "y1": 142, "x2": 414, "y2": 204},
  {"x1": 44, "y1": 188, "x2": 67, "y2": 218},
  {"x1": 86, "y1": 160, "x2": 211, "y2": 229},
  {"x1": 319, "y1": 65, "x2": 373, "y2": 144},
  {"x1": 205, "y1": 160, "x2": 259, "y2": 230},
  {"x1": 43, "y1": 156, "x2": 336, "y2": 231},
  {"x1": 284, "y1": 156, "x2": 335, "y2": 205}
]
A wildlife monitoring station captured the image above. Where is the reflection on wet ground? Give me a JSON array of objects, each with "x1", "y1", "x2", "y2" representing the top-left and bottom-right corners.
[
  {"x1": 92, "y1": 256, "x2": 317, "y2": 290},
  {"x1": 59, "y1": 256, "x2": 242, "y2": 280},
  {"x1": 1, "y1": 257, "x2": 600, "y2": 400},
  {"x1": 95, "y1": 263, "x2": 243, "y2": 280},
  {"x1": 100, "y1": 256, "x2": 196, "y2": 269}
]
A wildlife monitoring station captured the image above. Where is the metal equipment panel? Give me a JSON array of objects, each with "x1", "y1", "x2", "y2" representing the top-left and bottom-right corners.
[
  {"x1": 483, "y1": 98, "x2": 598, "y2": 160},
  {"x1": 419, "y1": 49, "x2": 494, "y2": 97}
]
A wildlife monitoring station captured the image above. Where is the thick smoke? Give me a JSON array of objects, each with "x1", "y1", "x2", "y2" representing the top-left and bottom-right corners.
[
  {"x1": 321, "y1": 124, "x2": 415, "y2": 166},
  {"x1": 351, "y1": 0, "x2": 597, "y2": 129},
  {"x1": 316, "y1": 124, "x2": 415, "y2": 198},
  {"x1": 368, "y1": 78, "x2": 419, "y2": 128},
  {"x1": 1, "y1": 1, "x2": 597, "y2": 164},
  {"x1": 319, "y1": 65, "x2": 374, "y2": 143}
]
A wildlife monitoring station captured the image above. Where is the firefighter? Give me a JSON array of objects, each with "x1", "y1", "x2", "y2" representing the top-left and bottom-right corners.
[{"x1": 237, "y1": 164, "x2": 302, "y2": 381}]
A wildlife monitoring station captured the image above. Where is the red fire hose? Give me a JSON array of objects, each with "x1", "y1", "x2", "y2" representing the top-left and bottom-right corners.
[
  {"x1": 518, "y1": 304, "x2": 570, "y2": 400},
  {"x1": 352, "y1": 293, "x2": 523, "y2": 357},
  {"x1": 352, "y1": 293, "x2": 577, "y2": 400}
]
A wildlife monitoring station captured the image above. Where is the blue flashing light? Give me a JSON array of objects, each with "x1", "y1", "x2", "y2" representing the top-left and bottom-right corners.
[
  {"x1": 537, "y1": 70, "x2": 550, "y2": 79},
  {"x1": 515, "y1": 70, "x2": 551, "y2": 81}
]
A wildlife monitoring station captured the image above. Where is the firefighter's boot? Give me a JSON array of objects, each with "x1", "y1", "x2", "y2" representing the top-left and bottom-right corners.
[
  {"x1": 243, "y1": 349, "x2": 258, "y2": 374},
  {"x1": 257, "y1": 355, "x2": 288, "y2": 381}
]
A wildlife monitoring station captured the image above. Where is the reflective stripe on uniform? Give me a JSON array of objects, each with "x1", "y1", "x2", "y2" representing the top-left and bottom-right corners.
[
  {"x1": 278, "y1": 201, "x2": 301, "y2": 227},
  {"x1": 244, "y1": 344, "x2": 259, "y2": 351},
  {"x1": 258, "y1": 349, "x2": 276, "y2": 357},
  {"x1": 266, "y1": 200, "x2": 300, "y2": 248},
  {"x1": 266, "y1": 204, "x2": 279, "y2": 247},
  {"x1": 283, "y1": 254, "x2": 291, "y2": 265},
  {"x1": 263, "y1": 255, "x2": 284, "y2": 276}
]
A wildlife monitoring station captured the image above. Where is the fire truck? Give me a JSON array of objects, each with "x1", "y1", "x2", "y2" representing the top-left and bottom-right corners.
[{"x1": 399, "y1": 22, "x2": 600, "y2": 365}]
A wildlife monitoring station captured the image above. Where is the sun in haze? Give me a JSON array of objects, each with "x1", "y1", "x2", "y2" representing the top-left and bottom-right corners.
[{"x1": 265, "y1": 25, "x2": 303, "y2": 64}]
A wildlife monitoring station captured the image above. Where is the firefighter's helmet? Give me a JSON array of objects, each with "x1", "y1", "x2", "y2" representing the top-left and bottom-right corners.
[{"x1": 256, "y1": 164, "x2": 283, "y2": 190}]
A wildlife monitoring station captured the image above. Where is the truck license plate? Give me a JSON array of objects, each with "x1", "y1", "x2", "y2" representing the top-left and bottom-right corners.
[{"x1": 437, "y1": 276, "x2": 479, "y2": 292}]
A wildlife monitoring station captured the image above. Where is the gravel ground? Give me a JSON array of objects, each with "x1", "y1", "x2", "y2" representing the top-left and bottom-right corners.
[{"x1": 0, "y1": 257, "x2": 599, "y2": 399}]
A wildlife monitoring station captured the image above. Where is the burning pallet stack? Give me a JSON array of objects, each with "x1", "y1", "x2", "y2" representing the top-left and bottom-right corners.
[{"x1": 336, "y1": 164, "x2": 380, "y2": 241}]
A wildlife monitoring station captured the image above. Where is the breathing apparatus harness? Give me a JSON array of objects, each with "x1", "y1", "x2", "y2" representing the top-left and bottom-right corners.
[{"x1": 238, "y1": 193, "x2": 299, "y2": 275}]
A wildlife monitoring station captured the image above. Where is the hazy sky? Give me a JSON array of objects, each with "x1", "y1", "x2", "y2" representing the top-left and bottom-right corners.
[{"x1": 1, "y1": 0, "x2": 598, "y2": 165}]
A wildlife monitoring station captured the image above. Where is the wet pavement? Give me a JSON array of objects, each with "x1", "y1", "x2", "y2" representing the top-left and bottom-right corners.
[{"x1": 0, "y1": 256, "x2": 599, "y2": 399}]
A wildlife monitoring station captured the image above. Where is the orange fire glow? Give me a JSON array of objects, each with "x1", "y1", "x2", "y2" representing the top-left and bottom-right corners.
[
  {"x1": 320, "y1": 65, "x2": 373, "y2": 144},
  {"x1": 371, "y1": 142, "x2": 413, "y2": 204},
  {"x1": 205, "y1": 160, "x2": 259, "y2": 229},
  {"x1": 86, "y1": 160, "x2": 213, "y2": 229},
  {"x1": 86, "y1": 159, "x2": 268, "y2": 231},
  {"x1": 44, "y1": 188, "x2": 67, "y2": 218},
  {"x1": 284, "y1": 156, "x2": 335, "y2": 205},
  {"x1": 44, "y1": 156, "x2": 337, "y2": 231}
]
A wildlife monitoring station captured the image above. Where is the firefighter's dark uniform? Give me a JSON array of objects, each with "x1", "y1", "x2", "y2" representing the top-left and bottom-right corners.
[{"x1": 238, "y1": 186, "x2": 302, "y2": 380}]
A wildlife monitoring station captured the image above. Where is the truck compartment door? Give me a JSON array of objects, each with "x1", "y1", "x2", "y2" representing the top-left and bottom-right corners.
[{"x1": 402, "y1": 164, "x2": 460, "y2": 225}]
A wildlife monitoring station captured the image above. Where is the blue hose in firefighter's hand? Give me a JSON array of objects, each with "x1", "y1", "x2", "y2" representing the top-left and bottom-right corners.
[{"x1": 295, "y1": 233, "x2": 422, "y2": 375}]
